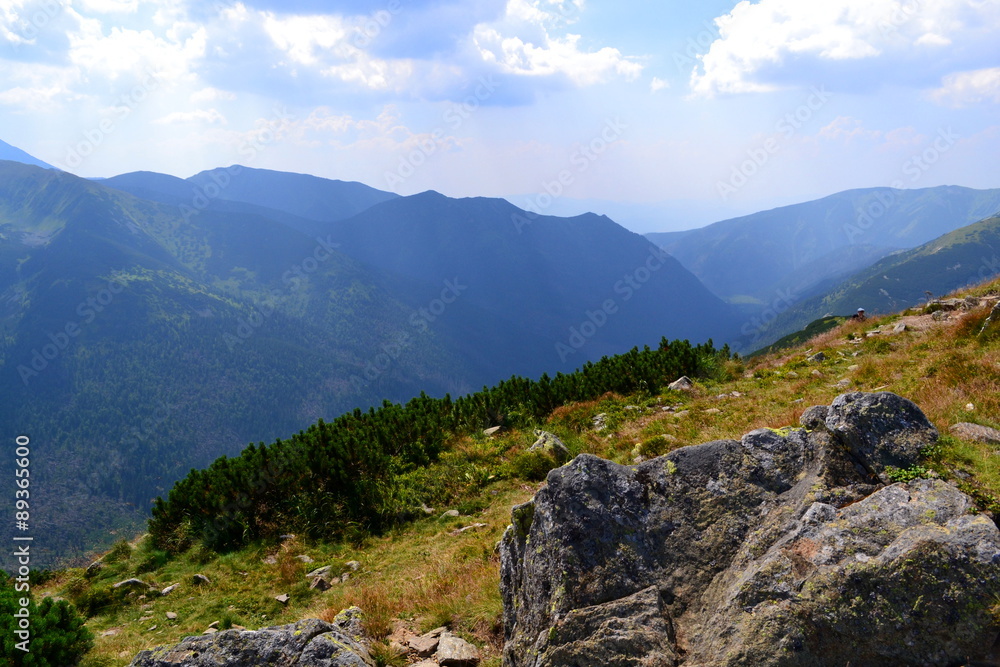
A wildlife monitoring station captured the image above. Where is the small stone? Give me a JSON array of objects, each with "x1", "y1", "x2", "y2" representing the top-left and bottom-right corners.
[
  {"x1": 208, "y1": 621, "x2": 220, "y2": 629},
  {"x1": 703, "y1": 408, "x2": 722, "y2": 415},
  {"x1": 668, "y1": 376, "x2": 694, "y2": 392},
  {"x1": 306, "y1": 566, "x2": 333, "y2": 579},
  {"x1": 166, "y1": 612, "x2": 178, "y2": 620},
  {"x1": 101, "y1": 628, "x2": 120, "y2": 637},
  {"x1": 731, "y1": 391, "x2": 743, "y2": 398},
  {"x1": 932, "y1": 310, "x2": 950, "y2": 321},
  {"x1": 421, "y1": 504, "x2": 436, "y2": 515},
  {"x1": 441, "y1": 510, "x2": 461, "y2": 519},
  {"x1": 529, "y1": 430, "x2": 570, "y2": 462},
  {"x1": 965, "y1": 403, "x2": 975, "y2": 412},
  {"x1": 113, "y1": 579, "x2": 149, "y2": 590},
  {"x1": 848, "y1": 365, "x2": 860, "y2": 371},
  {"x1": 278, "y1": 534, "x2": 296, "y2": 541},
  {"x1": 275, "y1": 594, "x2": 290, "y2": 604},
  {"x1": 483, "y1": 426, "x2": 502, "y2": 437},
  {"x1": 309, "y1": 577, "x2": 332, "y2": 591},
  {"x1": 345, "y1": 560, "x2": 361, "y2": 572},
  {"x1": 786, "y1": 371, "x2": 799, "y2": 379},
  {"x1": 950, "y1": 422, "x2": 1000, "y2": 446},
  {"x1": 893, "y1": 322, "x2": 908, "y2": 333},
  {"x1": 836, "y1": 379, "x2": 851, "y2": 388},
  {"x1": 295, "y1": 555, "x2": 314, "y2": 564},
  {"x1": 161, "y1": 584, "x2": 179, "y2": 596},
  {"x1": 85, "y1": 560, "x2": 105, "y2": 578},
  {"x1": 811, "y1": 370, "x2": 823, "y2": 378},
  {"x1": 192, "y1": 574, "x2": 211, "y2": 586},
  {"x1": 147, "y1": 625, "x2": 157, "y2": 632},
  {"x1": 409, "y1": 630, "x2": 442, "y2": 657},
  {"x1": 341, "y1": 573, "x2": 351, "y2": 584},
  {"x1": 808, "y1": 352, "x2": 826, "y2": 363},
  {"x1": 437, "y1": 633, "x2": 480, "y2": 667},
  {"x1": 203, "y1": 627, "x2": 218, "y2": 635},
  {"x1": 673, "y1": 410, "x2": 689, "y2": 418}
]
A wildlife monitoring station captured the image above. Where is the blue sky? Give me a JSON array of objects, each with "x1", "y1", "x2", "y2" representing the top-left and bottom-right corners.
[{"x1": 1, "y1": 0, "x2": 998, "y2": 231}]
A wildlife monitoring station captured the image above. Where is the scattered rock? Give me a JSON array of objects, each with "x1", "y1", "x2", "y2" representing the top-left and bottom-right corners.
[
  {"x1": 161, "y1": 584, "x2": 179, "y2": 596},
  {"x1": 102, "y1": 628, "x2": 120, "y2": 637},
  {"x1": 165, "y1": 612, "x2": 177, "y2": 620},
  {"x1": 950, "y1": 422, "x2": 1000, "y2": 446},
  {"x1": 278, "y1": 534, "x2": 296, "y2": 542},
  {"x1": 192, "y1": 574, "x2": 211, "y2": 586},
  {"x1": 208, "y1": 621, "x2": 220, "y2": 629},
  {"x1": 275, "y1": 594, "x2": 290, "y2": 605},
  {"x1": 296, "y1": 555, "x2": 315, "y2": 564},
  {"x1": 967, "y1": 403, "x2": 976, "y2": 411},
  {"x1": 811, "y1": 370, "x2": 823, "y2": 378},
  {"x1": 668, "y1": 376, "x2": 694, "y2": 392},
  {"x1": 703, "y1": 408, "x2": 722, "y2": 415},
  {"x1": 409, "y1": 628, "x2": 443, "y2": 657},
  {"x1": 411, "y1": 662, "x2": 439, "y2": 667},
  {"x1": 203, "y1": 628, "x2": 218, "y2": 635},
  {"x1": 483, "y1": 426, "x2": 502, "y2": 437},
  {"x1": 893, "y1": 322, "x2": 908, "y2": 333},
  {"x1": 129, "y1": 615, "x2": 373, "y2": 667},
  {"x1": 847, "y1": 364, "x2": 860, "y2": 371},
  {"x1": 528, "y1": 430, "x2": 570, "y2": 463},
  {"x1": 835, "y1": 379, "x2": 851, "y2": 388},
  {"x1": 113, "y1": 579, "x2": 150, "y2": 591},
  {"x1": 500, "y1": 392, "x2": 998, "y2": 667},
  {"x1": 808, "y1": 352, "x2": 826, "y2": 362},
  {"x1": 437, "y1": 633, "x2": 480, "y2": 667},
  {"x1": 85, "y1": 560, "x2": 105, "y2": 578},
  {"x1": 420, "y1": 504, "x2": 436, "y2": 515},
  {"x1": 306, "y1": 566, "x2": 333, "y2": 579},
  {"x1": 340, "y1": 573, "x2": 351, "y2": 584},
  {"x1": 673, "y1": 410, "x2": 689, "y2": 419},
  {"x1": 309, "y1": 577, "x2": 332, "y2": 592},
  {"x1": 450, "y1": 523, "x2": 488, "y2": 536},
  {"x1": 441, "y1": 510, "x2": 460, "y2": 519},
  {"x1": 932, "y1": 309, "x2": 951, "y2": 321},
  {"x1": 785, "y1": 371, "x2": 799, "y2": 379},
  {"x1": 148, "y1": 625, "x2": 157, "y2": 632},
  {"x1": 263, "y1": 555, "x2": 278, "y2": 565}
]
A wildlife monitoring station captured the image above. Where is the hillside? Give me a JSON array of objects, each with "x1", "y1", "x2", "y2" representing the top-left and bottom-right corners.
[
  {"x1": 754, "y1": 213, "x2": 1000, "y2": 348},
  {"x1": 23, "y1": 274, "x2": 1000, "y2": 667},
  {"x1": 0, "y1": 139, "x2": 55, "y2": 170},
  {"x1": 647, "y1": 185, "x2": 1000, "y2": 305},
  {"x1": 0, "y1": 161, "x2": 739, "y2": 567}
]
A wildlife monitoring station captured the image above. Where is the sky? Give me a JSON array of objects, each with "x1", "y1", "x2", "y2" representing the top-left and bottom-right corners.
[{"x1": 0, "y1": 0, "x2": 998, "y2": 232}]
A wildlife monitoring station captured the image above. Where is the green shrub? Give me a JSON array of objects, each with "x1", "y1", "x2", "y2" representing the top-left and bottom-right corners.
[
  {"x1": 134, "y1": 550, "x2": 169, "y2": 574},
  {"x1": 507, "y1": 451, "x2": 558, "y2": 482},
  {"x1": 0, "y1": 583, "x2": 94, "y2": 666},
  {"x1": 103, "y1": 539, "x2": 132, "y2": 564}
]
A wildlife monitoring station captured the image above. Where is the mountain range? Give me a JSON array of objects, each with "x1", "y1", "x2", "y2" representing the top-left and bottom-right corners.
[
  {"x1": 0, "y1": 155, "x2": 735, "y2": 566},
  {"x1": 2, "y1": 138, "x2": 999, "y2": 566}
]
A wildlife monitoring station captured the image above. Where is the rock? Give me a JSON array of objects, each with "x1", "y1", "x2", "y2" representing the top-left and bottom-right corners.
[
  {"x1": 85, "y1": 560, "x2": 105, "y2": 578},
  {"x1": 306, "y1": 566, "x2": 333, "y2": 579},
  {"x1": 309, "y1": 577, "x2": 332, "y2": 592},
  {"x1": 799, "y1": 405, "x2": 829, "y2": 431},
  {"x1": 933, "y1": 309, "x2": 951, "y2": 321},
  {"x1": 148, "y1": 625, "x2": 157, "y2": 632},
  {"x1": 967, "y1": 403, "x2": 977, "y2": 411},
  {"x1": 102, "y1": 628, "x2": 120, "y2": 637},
  {"x1": 192, "y1": 574, "x2": 211, "y2": 586},
  {"x1": 113, "y1": 579, "x2": 150, "y2": 590},
  {"x1": 785, "y1": 371, "x2": 798, "y2": 379},
  {"x1": 129, "y1": 615, "x2": 373, "y2": 667},
  {"x1": 500, "y1": 392, "x2": 1000, "y2": 667},
  {"x1": 441, "y1": 510, "x2": 460, "y2": 519},
  {"x1": 668, "y1": 376, "x2": 694, "y2": 392},
  {"x1": 411, "y1": 662, "x2": 438, "y2": 667},
  {"x1": 296, "y1": 555, "x2": 315, "y2": 564},
  {"x1": 847, "y1": 364, "x2": 860, "y2": 371},
  {"x1": 951, "y1": 422, "x2": 1000, "y2": 446},
  {"x1": 345, "y1": 561, "x2": 361, "y2": 572},
  {"x1": 811, "y1": 369, "x2": 823, "y2": 378},
  {"x1": 275, "y1": 594, "x2": 290, "y2": 604},
  {"x1": 208, "y1": 621, "x2": 220, "y2": 629},
  {"x1": 409, "y1": 629, "x2": 443, "y2": 657},
  {"x1": 893, "y1": 322, "x2": 908, "y2": 333},
  {"x1": 166, "y1": 612, "x2": 177, "y2": 620},
  {"x1": 980, "y1": 301, "x2": 1000, "y2": 336},
  {"x1": 483, "y1": 426, "x2": 502, "y2": 437},
  {"x1": 450, "y1": 523, "x2": 488, "y2": 536},
  {"x1": 824, "y1": 392, "x2": 938, "y2": 483},
  {"x1": 420, "y1": 503, "x2": 436, "y2": 515},
  {"x1": 161, "y1": 584, "x2": 179, "y2": 596},
  {"x1": 203, "y1": 628, "x2": 218, "y2": 635},
  {"x1": 703, "y1": 408, "x2": 722, "y2": 415},
  {"x1": 278, "y1": 534, "x2": 296, "y2": 541},
  {"x1": 529, "y1": 430, "x2": 570, "y2": 463},
  {"x1": 673, "y1": 410, "x2": 689, "y2": 418},
  {"x1": 808, "y1": 352, "x2": 826, "y2": 362},
  {"x1": 436, "y1": 633, "x2": 480, "y2": 667},
  {"x1": 340, "y1": 573, "x2": 351, "y2": 584}
]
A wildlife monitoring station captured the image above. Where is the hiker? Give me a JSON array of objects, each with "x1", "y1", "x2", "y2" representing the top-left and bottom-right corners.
[{"x1": 851, "y1": 308, "x2": 866, "y2": 321}]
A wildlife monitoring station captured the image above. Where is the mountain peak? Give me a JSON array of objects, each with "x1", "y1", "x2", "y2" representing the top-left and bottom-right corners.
[{"x1": 0, "y1": 140, "x2": 56, "y2": 170}]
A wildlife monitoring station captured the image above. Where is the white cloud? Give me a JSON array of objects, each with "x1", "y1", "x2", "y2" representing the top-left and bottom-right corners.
[
  {"x1": 650, "y1": 77, "x2": 669, "y2": 93},
  {"x1": 190, "y1": 87, "x2": 236, "y2": 103},
  {"x1": 931, "y1": 67, "x2": 1000, "y2": 107},
  {"x1": 690, "y1": 0, "x2": 1000, "y2": 97},
  {"x1": 155, "y1": 108, "x2": 227, "y2": 125},
  {"x1": 472, "y1": 0, "x2": 641, "y2": 86},
  {"x1": 262, "y1": 13, "x2": 349, "y2": 68}
]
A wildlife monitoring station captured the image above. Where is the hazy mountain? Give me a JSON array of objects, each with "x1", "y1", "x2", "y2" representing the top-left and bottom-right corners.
[
  {"x1": 0, "y1": 141, "x2": 55, "y2": 170},
  {"x1": 647, "y1": 186, "x2": 1000, "y2": 304},
  {"x1": 748, "y1": 213, "x2": 1000, "y2": 350},
  {"x1": 0, "y1": 162, "x2": 738, "y2": 566}
]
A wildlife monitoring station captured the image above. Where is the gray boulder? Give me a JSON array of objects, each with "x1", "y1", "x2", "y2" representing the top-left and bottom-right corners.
[
  {"x1": 667, "y1": 376, "x2": 694, "y2": 392},
  {"x1": 528, "y1": 430, "x2": 569, "y2": 463},
  {"x1": 437, "y1": 633, "x2": 480, "y2": 667},
  {"x1": 500, "y1": 392, "x2": 1000, "y2": 667},
  {"x1": 129, "y1": 612, "x2": 373, "y2": 667}
]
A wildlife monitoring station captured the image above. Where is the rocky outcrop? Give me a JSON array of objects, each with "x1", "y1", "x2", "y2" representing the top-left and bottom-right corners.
[
  {"x1": 129, "y1": 609, "x2": 372, "y2": 667},
  {"x1": 500, "y1": 392, "x2": 1000, "y2": 667}
]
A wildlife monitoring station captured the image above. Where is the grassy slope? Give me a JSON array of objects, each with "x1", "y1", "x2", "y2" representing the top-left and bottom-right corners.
[{"x1": 39, "y1": 277, "x2": 1000, "y2": 667}]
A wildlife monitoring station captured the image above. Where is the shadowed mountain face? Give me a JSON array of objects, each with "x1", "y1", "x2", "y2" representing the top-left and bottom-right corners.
[
  {"x1": 749, "y1": 213, "x2": 1000, "y2": 349},
  {"x1": 0, "y1": 161, "x2": 737, "y2": 566},
  {"x1": 648, "y1": 186, "x2": 1000, "y2": 305}
]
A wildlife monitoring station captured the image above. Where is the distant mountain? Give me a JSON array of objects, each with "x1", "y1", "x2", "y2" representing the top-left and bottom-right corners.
[
  {"x1": 0, "y1": 162, "x2": 738, "y2": 566},
  {"x1": 750, "y1": 213, "x2": 1000, "y2": 350},
  {"x1": 647, "y1": 186, "x2": 1000, "y2": 304},
  {"x1": 0, "y1": 141, "x2": 56, "y2": 169}
]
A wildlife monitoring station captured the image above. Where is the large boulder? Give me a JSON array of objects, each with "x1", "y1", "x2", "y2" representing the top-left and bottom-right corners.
[
  {"x1": 129, "y1": 611, "x2": 372, "y2": 667},
  {"x1": 500, "y1": 392, "x2": 1000, "y2": 667}
]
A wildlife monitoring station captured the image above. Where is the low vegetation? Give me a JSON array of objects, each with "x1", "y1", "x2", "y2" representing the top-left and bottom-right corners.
[{"x1": 23, "y1": 277, "x2": 1000, "y2": 666}]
